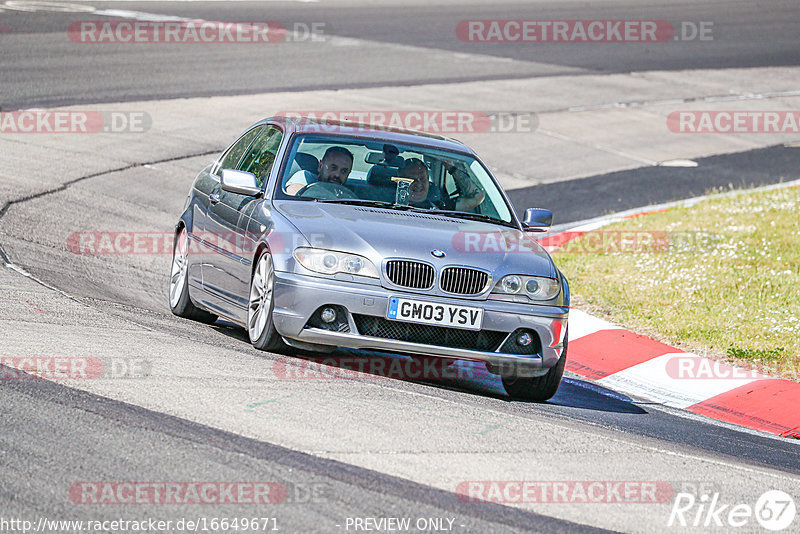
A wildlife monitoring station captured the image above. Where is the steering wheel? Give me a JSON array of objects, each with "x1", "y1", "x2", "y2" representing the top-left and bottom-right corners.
[{"x1": 297, "y1": 181, "x2": 358, "y2": 200}]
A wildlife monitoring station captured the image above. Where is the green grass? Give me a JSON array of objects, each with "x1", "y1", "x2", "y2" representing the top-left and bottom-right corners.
[{"x1": 554, "y1": 185, "x2": 800, "y2": 380}]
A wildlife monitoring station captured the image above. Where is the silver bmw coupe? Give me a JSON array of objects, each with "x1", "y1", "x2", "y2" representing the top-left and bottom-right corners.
[{"x1": 170, "y1": 116, "x2": 569, "y2": 400}]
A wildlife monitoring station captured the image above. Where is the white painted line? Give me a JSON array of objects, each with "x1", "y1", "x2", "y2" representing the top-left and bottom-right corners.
[
  {"x1": 597, "y1": 353, "x2": 763, "y2": 409},
  {"x1": 93, "y1": 9, "x2": 193, "y2": 22},
  {"x1": 657, "y1": 159, "x2": 698, "y2": 167},
  {"x1": 565, "y1": 89, "x2": 800, "y2": 113},
  {"x1": 88, "y1": 8, "x2": 323, "y2": 43},
  {"x1": 94, "y1": 0, "x2": 320, "y2": 2},
  {"x1": 2, "y1": 1, "x2": 94, "y2": 12}
]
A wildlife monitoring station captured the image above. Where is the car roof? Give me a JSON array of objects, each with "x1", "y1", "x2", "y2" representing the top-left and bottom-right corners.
[{"x1": 260, "y1": 116, "x2": 476, "y2": 155}]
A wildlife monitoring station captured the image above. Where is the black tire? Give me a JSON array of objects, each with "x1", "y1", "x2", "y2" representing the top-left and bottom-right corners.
[
  {"x1": 502, "y1": 332, "x2": 568, "y2": 402},
  {"x1": 247, "y1": 251, "x2": 286, "y2": 352},
  {"x1": 169, "y1": 227, "x2": 218, "y2": 324}
]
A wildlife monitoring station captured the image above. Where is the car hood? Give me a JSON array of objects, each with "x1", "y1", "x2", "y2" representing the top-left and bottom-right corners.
[{"x1": 274, "y1": 201, "x2": 556, "y2": 278}]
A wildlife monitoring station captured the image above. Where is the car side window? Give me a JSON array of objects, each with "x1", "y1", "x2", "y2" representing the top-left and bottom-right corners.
[
  {"x1": 237, "y1": 125, "x2": 283, "y2": 188},
  {"x1": 214, "y1": 126, "x2": 262, "y2": 175}
]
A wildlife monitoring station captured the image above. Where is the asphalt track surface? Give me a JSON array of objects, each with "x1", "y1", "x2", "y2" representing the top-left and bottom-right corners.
[
  {"x1": 1, "y1": 0, "x2": 799, "y2": 109},
  {"x1": 2, "y1": 370, "x2": 611, "y2": 534},
  {"x1": 1, "y1": 1, "x2": 800, "y2": 533},
  {"x1": 515, "y1": 145, "x2": 800, "y2": 225}
]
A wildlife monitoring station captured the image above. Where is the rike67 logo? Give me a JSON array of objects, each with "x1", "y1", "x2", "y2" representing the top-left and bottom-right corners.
[{"x1": 668, "y1": 490, "x2": 796, "y2": 531}]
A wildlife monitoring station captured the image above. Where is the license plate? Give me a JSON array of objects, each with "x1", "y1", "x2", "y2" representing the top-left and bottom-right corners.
[{"x1": 386, "y1": 297, "x2": 483, "y2": 330}]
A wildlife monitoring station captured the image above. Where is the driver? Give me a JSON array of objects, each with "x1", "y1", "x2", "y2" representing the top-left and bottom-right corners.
[{"x1": 285, "y1": 146, "x2": 354, "y2": 195}]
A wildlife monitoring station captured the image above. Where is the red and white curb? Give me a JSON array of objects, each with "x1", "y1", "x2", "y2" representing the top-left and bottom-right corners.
[
  {"x1": 566, "y1": 309, "x2": 800, "y2": 438},
  {"x1": 542, "y1": 180, "x2": 800, "y2": 439}
]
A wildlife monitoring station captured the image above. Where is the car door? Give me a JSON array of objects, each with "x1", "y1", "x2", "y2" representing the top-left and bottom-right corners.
[
  {"x1": 185, "y1": 165, "x2": 218, "y2": 290},
  {"x1": 203, "y1": 125, "x2": 283, "y2": 319},
  {"x1": 195, "y1": 125, "x2": 262, "y2": 313}
]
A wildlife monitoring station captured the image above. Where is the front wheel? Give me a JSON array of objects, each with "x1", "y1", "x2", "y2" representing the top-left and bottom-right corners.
[
  {"x1": 169, "y1": 227, "x2": 217, "y2": 324},
  {"x1": 247, "y1": 251, "x2": 286, "y2": 352},
  {"x1": 502, "y1": 333, "x2": 567, "y2": 402}
]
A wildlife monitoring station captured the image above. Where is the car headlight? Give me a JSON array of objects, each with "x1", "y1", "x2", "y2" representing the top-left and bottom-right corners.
[
  {"x1": 492, "y1": 275, "x2": 560, "y2": 301},
  {"x1": 293, "y1": 248, "x2": 379, "y2": 278}
]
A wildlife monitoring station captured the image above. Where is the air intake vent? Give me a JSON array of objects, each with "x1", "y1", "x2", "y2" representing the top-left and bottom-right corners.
[
  {"x1": 385, "y1": 260, "x2": 435, "y2": 289},
  {"x1": 353, "y1": 314, "x2": 505, "y2": 352},
  {"x1": 440, "y1": 267, "x2": 489, "y2": 295}
]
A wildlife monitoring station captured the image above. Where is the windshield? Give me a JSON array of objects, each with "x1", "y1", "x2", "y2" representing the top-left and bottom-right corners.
[{"x1": 276, "y1": 134, "x2": 514, "y2": 224}]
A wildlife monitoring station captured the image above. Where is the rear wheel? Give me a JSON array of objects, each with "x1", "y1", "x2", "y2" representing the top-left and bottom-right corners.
[
  {"x1": 169, "y1": 227, "x2": 217, "y2": 323},
  {"x1": 502, "y1": 333, "x2": 567, "y2": 402},
  {"x1": 247, "y1": 251, "x2": 286, "y2": 352}
]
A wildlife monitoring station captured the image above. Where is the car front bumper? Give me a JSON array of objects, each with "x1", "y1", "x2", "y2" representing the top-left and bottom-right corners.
[{"x1": 272, "y1": 271, "x2": 568, "y2": 374}]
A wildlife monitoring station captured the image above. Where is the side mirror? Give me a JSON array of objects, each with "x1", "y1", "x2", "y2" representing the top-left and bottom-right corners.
[
  {"x1": 220, "y1": 169, "x2": 262, "y2": 197},
  {"x1": 522, "y1": 208, "x2": 553, "y2": 232}
]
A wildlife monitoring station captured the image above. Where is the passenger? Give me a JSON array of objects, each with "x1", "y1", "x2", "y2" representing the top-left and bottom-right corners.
[
  {"x1": 286, "y1": 146, "x2": 354, "y2": 195},
  {"x1": 402, "y1": 158, "x2": 484, "y2": 211}
]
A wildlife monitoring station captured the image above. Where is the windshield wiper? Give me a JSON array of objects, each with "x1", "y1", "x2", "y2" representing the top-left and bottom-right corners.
[
  {"x1": 312, "y1": 198, "x2": 415, "y2": 210},
  {"x1": 422, "y1": 209, "x2": 506, "y2": 225},
  {"x1": 312, "y1": 199, "x2": 514, "y2": 227}
]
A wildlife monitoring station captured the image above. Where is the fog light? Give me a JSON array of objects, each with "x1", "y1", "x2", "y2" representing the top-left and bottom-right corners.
[
  {"x1": 320, "y1": 307, "x2": 337, "y2": 323},
  {"x1": 516, "y1": 332, "x2": 533, "y2": 346}
]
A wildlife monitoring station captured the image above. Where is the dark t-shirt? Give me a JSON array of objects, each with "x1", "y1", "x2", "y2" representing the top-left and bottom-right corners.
[{"x1": 410, "y1": 184, "x2": 455, "y2": 210}]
